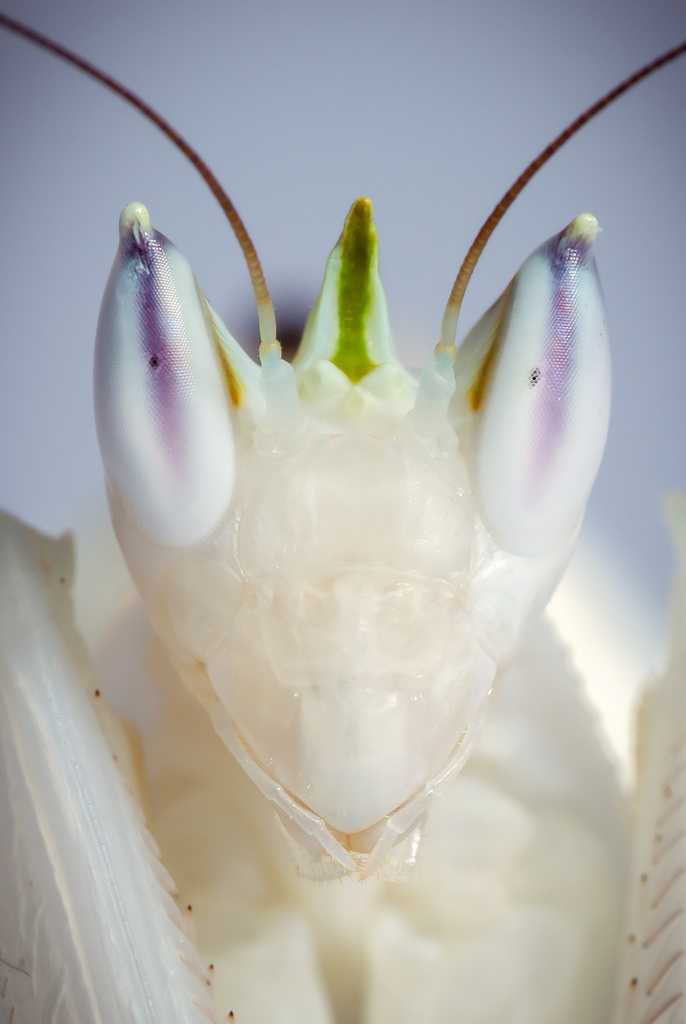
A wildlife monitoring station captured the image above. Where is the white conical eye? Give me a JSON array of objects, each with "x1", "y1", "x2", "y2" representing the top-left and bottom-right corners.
[
  {"x1": 94, "y1": 203, "x2": 236, "y2": 549},
  {"x1": 455, "y1": 214, "x2": 610, "y2": 556}
]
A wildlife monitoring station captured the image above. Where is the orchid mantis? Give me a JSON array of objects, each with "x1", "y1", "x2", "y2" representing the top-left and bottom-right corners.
[{"x1": 1, "y1": 4, "x2": 686, "y2": 1022}]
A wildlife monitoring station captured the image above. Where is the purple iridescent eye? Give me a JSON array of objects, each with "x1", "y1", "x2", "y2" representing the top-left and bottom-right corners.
[
  {"x1": 457, "y1": 215, "x2": 611, "y2": 556},
  {"x1": 94, "y1": 204, "x2": 236, "y2": 549}
]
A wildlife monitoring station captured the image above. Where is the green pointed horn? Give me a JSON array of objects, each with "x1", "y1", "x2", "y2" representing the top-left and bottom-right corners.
[{"x1": 294, "y1": 198, "x2": 401, "y2": 384}]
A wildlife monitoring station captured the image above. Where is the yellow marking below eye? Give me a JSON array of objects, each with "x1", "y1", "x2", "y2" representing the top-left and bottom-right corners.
[
  {"x1": 468, "y1": 279, "x2": 513, "y2": 413},
  {"x1": 201, "y1": 291, "x2": 243, "y2": 407}
]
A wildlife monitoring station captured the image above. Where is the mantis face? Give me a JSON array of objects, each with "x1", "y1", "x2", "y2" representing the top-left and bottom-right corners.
[{"x1": 94, "y1": 199, "x2": 609, "y2": 876}]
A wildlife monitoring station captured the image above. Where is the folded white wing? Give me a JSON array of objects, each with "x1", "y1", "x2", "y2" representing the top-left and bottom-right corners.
[
  {"x1": 0, "y1": 511, "x2": 216, "y2": 1023},
  {"x1": 614, "y1": 494, "x2": 686, "y2": 1023}
]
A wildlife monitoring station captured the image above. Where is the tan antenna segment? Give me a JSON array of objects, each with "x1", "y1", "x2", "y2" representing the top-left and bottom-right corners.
[
  {"x1": 439, "y1": 39, "x2": 686, "y2": 353},
  {"x1": 0, "y1": 12, "x2": 277, "y2": 348}
]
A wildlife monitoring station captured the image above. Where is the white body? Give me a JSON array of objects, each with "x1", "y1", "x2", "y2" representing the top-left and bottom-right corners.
[
  {"x1": 0, "y1": 509, "x2": 635, "y2": 1023},
  {"x1": 0, "y1": 203, "x2": 679, "y2": 1021}
]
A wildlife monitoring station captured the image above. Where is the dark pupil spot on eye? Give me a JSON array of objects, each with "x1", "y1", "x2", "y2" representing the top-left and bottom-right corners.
[
  {"x1": 149, "y1": 355, "x2": 159, "y2": 368},
  {"x1": 528, "y1": 367, "x2": 541, "y2": 387}
]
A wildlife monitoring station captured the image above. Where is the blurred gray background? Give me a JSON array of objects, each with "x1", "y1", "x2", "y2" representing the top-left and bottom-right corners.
[{"x1": 1, "y1": 0, "x2": 684, "y2": 667}]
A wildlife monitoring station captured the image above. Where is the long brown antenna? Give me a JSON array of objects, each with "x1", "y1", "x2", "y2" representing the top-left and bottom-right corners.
[
  {"x1": 439, "y1": 39, "x2": 686, "y2": 352},
  {"x1": 0, "y1": 12, "x2": 278, "y2": 347}
]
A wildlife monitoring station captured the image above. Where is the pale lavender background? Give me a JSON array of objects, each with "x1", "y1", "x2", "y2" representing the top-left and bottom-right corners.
[{"x1": 0, "y1": 0, "x2": 684, "y2": 638}]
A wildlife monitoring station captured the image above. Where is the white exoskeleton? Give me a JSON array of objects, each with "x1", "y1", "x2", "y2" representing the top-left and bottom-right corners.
[
  {"x1": 1, "y1": 13, "x2": 686, "y2": 1024},
  {"x1": 95, "y1": 199, "x2": 609, "y2": 878}
]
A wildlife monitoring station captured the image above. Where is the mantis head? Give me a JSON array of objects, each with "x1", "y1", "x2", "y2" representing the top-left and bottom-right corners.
[{"x1": 94, "y1": 196, "x2": 609, "y2": 878}]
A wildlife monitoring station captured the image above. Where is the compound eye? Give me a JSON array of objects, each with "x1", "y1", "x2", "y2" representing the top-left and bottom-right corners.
[
  {"x1": 456, "y1": 214, "x2": 611, "y2": 556},
  {"x1": 94, "y1": 204, "x2": 236, "y2": 549}
]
